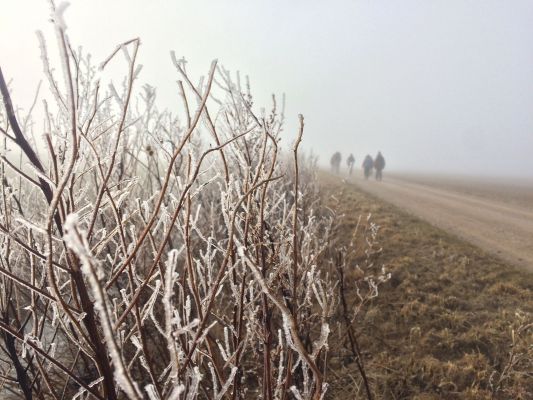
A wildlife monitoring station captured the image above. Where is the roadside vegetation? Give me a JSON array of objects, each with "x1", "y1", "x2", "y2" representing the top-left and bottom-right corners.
[
  {"x1": 0, "y1": 5, "x2": 391, "y2": 399},
  {"x1": 321, "y1": 174, "x2": 533, "y2": 399}
]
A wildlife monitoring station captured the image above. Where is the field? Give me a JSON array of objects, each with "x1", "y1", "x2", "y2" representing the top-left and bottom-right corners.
[{"x1": 320, "y1": 173, "x2": 533, "y2": 399}]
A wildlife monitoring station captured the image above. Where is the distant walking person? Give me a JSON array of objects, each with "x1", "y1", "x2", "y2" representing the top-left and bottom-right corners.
[
  {"x1": 362, "y1": 155, "x2": 373, "y2": 180},
  {"x1": 347, "y1": 153, "x2": 355, "y2": 175},
  {"x1": 330, "y1": 152, "x2": 342, "y2": 174},
  {"x1": 374, "y1": 151, "x2": 386, "y2": 181}
]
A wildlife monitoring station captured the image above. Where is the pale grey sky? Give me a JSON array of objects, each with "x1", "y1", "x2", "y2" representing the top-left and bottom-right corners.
[{"x1": 2, "y1": 0, "x2": 533, "y2": 177}]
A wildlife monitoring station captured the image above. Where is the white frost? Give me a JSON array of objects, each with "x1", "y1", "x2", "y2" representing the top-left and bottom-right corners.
[{"x1": 53, "y1": 2, "x2": 70, "y2": 31}]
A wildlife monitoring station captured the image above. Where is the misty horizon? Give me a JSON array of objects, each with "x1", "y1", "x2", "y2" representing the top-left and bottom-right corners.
[{"x1": 2, "y1": 0, "x2": 533, "y2": 178}]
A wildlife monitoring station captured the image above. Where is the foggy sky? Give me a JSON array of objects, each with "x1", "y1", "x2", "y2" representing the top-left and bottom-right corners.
[{"x1": 2, "y1": 0, "x2": 533, "y2": 178}]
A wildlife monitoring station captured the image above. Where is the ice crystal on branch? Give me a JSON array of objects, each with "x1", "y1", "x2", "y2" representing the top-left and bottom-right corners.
[{"x1": 0, "y1": 5, "x2": 388, "y2": 399}]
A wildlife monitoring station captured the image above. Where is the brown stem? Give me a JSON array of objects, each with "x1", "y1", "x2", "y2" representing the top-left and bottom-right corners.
[
  {"x1": 336, "y1": 251, "x2": 373, "y2": 400},
  {"x1": 2, "y1": 312, "x2": 33, "y2": 400}
]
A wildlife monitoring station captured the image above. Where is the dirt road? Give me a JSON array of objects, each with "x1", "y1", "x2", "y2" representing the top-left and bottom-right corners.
[{"x1": 350, "y1": 174, "x2": 533, "y2": 271}]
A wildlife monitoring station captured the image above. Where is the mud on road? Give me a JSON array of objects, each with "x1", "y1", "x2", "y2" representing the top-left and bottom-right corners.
[{"x1": 349, "y1": 174, "x2": 533, "y2": 271}]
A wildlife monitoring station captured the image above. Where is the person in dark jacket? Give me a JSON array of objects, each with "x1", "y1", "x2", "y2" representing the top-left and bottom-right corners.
[
  {"x1": 346, "y1": 153, "x2": 355, "y2": 175},
  {"x1": 362, "y1": 155, "x2": 373, "y2": 180},
  {"x1": 330, "y1": 152, "x2": 342, "y2": 174},
  {"x1": 374, "y1": 151, "x2": 385, "y2": 181}
]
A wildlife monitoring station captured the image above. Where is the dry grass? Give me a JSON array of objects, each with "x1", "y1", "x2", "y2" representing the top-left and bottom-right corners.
[{"x1": 321, "y1": 173, "x2": 533, "y2": 399}]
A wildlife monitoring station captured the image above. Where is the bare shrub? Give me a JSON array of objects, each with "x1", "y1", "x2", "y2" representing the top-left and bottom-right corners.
[
  {"x1": 0, "y1": 5, "x2": 388, "y2": 400},
  {"x1": 489, "y1": 311, "x2": 533, "y2": 399},
  {"x1": 327, "y1": 196, "x2": 390, "y2": 399}
]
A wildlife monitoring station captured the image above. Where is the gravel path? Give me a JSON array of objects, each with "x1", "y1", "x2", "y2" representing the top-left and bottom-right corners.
[{"x1": 350, "y1": 174, "x2": 533, "y2": 271}]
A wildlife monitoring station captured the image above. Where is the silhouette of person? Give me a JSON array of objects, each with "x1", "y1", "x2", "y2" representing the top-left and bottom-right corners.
[
  {"x1": 362, "y1": 155, "x2": 373, "y2": 180},
  {"x1": 347, "y1": 154, "x2": 355, "y2": 175},
  {"x1": 374, "y1": 151, "x2": 385, "y2": 181},
  {"x1": 330, "y1": 152, "x2": 342, "y2": 174}
]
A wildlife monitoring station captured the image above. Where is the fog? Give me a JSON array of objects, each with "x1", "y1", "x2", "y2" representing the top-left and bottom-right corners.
[{"x1": 2, "y1": 0, "x2": 533, "y2": 178}]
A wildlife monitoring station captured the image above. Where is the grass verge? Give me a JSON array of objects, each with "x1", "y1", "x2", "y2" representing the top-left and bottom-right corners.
[{"x1": 322, "y1": 174, "x2": 533, "y2": 400}]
